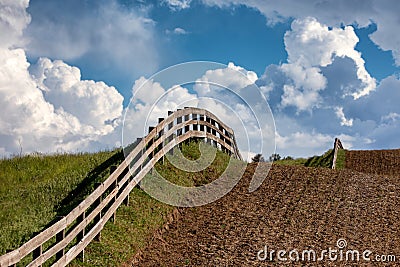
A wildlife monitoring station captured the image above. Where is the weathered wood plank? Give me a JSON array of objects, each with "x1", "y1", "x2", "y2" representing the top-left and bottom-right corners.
[
  {"x1": 332, "y1": 138, "x2": 344, "y2": 169},
  {"x1": 27, "y1": 188, "x2": 118, "y2": 266}
]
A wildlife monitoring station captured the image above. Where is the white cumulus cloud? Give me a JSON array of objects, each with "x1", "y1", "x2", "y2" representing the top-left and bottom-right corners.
[
  {"x1": 25, "y1": 0, "x2": 158, "y2": 76},
  {"x1": 0, "y1": 0, "x2": 30, "y2": 48},
  {"x1": 279, "y1": 64, "x2": 326, "y2": 111},
  {"x1": 166, "y1": 27, "x2": 189, "y2": 35},
  {"x1": 30, "y1": 58, "x2": 124, "y2": 134},
  {"x1": 335, "y1": 107, "x2": 353, "y2": 126},
  {"x1": 194, "y1": 62, "x2": 258, "y2": 96},
  {"x1": 0, "y1": 49, "x2": 124, "y2": 156},
  {"x1": 0, "y1": 1, "x2": 124, "y2": 156},
  {"x1": 123, "y1": 63, "x2": 275, "y2": 162},
  {"x1": 203, "y1": 0, "x2": 400, "y2": 66},
  {"x1": 163, "y1": 0, "x2": 192, "y2": 10},
  {"x1": 271, "y1": 17, "x2": 376, "y2": 112},
  {"x1": 285, "y1": 17, "x2": 376, "y2": 99},
  {"x1": 281, "y1": 84, "x2": 321, "y2": 112}
]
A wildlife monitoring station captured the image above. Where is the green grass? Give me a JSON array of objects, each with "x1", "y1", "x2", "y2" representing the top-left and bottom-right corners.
[
  {"x1": 155, "y1": 142, "x2": 231, "y2": 186},
  {"x1": 0, "y1": 151, "x2": 119, "y2": 256},
  {"x1": 335, "y1": 149, "x2": 346, "y2": 170},
  {"x1": 0, "y1": 141, "x2": 234, "y2": 266},
  {"x1": 303, "y1": 148, "x2": 346, "y2": 169},
  {"x1": 71, "y1": 141, "x2": 234, "y2": 266},
  {"x1": 304, "y1": 149, "x2": 334, "y2": 168},
  {"x1": 70, "y1": 187, "x2": 174, "y2": 267},
  {"x1": 274, "y1": 158, "x2": 308, "y2": 166},
  {"x1": 274, "y1": 148, "x2": 347, "y2": 169}
]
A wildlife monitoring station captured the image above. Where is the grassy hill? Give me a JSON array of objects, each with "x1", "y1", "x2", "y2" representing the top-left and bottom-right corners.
[
  {"x1": 3, "y1": 142, "x2": 398, "y2": 266},
  {"x1": 0, "y1": 143, "x2": 347, "y2": 257},
  {"x1": 0, "y1": 151, "x2": 119, "y2": 256},
  {"x1": 275, "y1": 148, "x2": 346, "y2": 169},
  {"x1": 0, "y1": 141, "x2": 232, "y2": 266}
]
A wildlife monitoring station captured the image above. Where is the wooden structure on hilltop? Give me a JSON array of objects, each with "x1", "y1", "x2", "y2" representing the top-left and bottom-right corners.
[{"x1": 0, "y1": 107, "x2": 241, "y2": 267}]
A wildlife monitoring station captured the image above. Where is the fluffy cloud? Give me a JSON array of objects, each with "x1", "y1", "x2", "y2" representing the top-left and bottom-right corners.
[
  {"x1": 260, "y1": 17, "x2": 376, "y2": 113},
  {"x1": 279, "y1": 65, "x2": 326, "y2": 111},
  {"x1": 335, "y1": 107, "x2": 353, "y2": 127},
  {"x1": 0, "y1": 49, "x2": 123, "y2": 156},
  {"x1": 0, "y1": 0, "x2": 30, "y2": 48},
  {"x1": 30, "y1": 58, "x2": 124, "y2": 134},
  {"x1": 261, "y1": 65, "x2": 400, "y2": 157},
  {"x1": 166, "y1": 27, "x2": 189, "y2": 35},
  {"x1": 344, "y1": 75, "x2": 400, "y2": 150},
  {"x1": 344, "y1": 75, "x2": 400, "y2": 122},
  {"x1": 132, "y1": 76, "x2": 166, "y2": 105},
  {"x1": 0, "y1": 50, "x2": 75, "y2": 154},
  {"x1": 281, "y1": 84, "x2": 320, "y2": 112},
  {"x1": 360, "y1": 4, "x2": 400, "y2": 66},
  {"x1": 0, "y1": 0, "x2": 123, "y2": 156},
  {"x1": 123, "y1": 78, "x2": 197, "y2": 144},
  {"x1": 275, "y1": 131, "x2": 359, "y2": 158},
  {"x1": 163, "y1": 0, "x2": 192, "y2": 10},
  {"x1": 287, "y1": 18, "x2": 375, "y2": 99},
  {"x1": 280, "y1": 64, "x2": 326, "y2": 91},
  {"x1": 263, "y1": 71, "x2": 400, "y2": 157},
  {"x1": 194, "y1": 62, "x2": 258, "y2": 96},
  {"x1": 123, "y1": 63, "x2": 275, "y2": 162},
  {"x1": 282, "y1": 17, "x2": 375, "y2": 111},
  {"x1": 254, "y1": 15, "x2": 400, "y2": 157},
  {"x1": 25, "y1": 0, "x2": 158, "y2": 75},
  {"x1": 276, "y1": 131, "x2": 332, "y2": 157},
  {"x1": 202, "y1": 0, "x2": 400, "y2": 66},
  {"x1": 192, "y1": 63, "x2": 275, "y2": 160}
]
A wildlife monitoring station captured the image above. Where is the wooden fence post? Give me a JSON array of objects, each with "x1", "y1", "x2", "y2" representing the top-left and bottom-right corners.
[
  {"x1": 168, "y1": 113, "x2": 174, "y2": 156},
  {"x1": 77, "y1": 211, "x2": 86, "y2": 261},
  {"x1": 158, "y1": 118, "x2": 165, "y2": 165},
  {"x1": 111, "y1": 178, "x2": 118, "y2": 223},
  {"x1": 55, "y1": 220, "x2": 66, "y2": 261},
  {"x1": 94, "y1": 185, "x2": 102, "y2": 242},
  {"x1": 332, "y1": 138, "x2": 344, "y2": 169},
  {"x1": 110, "y1": 165, "x2": 118, "y2": 223}
]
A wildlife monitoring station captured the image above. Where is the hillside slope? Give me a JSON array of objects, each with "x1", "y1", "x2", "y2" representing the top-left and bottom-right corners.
[
  {"x1": 0, "y1": 142, "x2": 233, "y2": 266},
  {"x1": 0, "y1": 151, "x2": 120, "y2": 255},
  {"x1": 134, "y1": 163, "x2": 400, "y2": 266}
]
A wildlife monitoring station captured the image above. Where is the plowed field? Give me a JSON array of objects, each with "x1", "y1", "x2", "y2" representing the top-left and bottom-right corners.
[
  {"x1": 131, "y1": 163, "x2": 400, "y2": 266},
  {"x1": 345, "y1": 149, "x2": 400, "y2": 177}
]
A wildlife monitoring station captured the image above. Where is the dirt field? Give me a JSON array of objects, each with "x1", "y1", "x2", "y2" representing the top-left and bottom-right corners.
[
  {"x1": 345, "y1": 149, "x2": 400, "y2": 177},
  {"x1": 131, "y1": 163, "x2": 400, "y2": 266}
]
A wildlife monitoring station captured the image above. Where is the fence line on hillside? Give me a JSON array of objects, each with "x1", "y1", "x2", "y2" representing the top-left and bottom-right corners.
[
  {"x1": 0, "y1": 107, "x2": 242, "y2": 267},
  {"x1": 332, "y1": 138, "x2": 344, "y2": 169}
]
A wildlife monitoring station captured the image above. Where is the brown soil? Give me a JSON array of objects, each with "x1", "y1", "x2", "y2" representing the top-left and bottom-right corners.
[
  {"x1": 131, "y1": 163, "x2": 400, "y2": 266},
  {"x1": 345, "y1": 149, "x2": 400, "y2": 177}
]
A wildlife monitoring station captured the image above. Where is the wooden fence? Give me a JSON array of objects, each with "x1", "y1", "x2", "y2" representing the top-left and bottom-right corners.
[
  {"x1": 0, "y1": 107, "x2": 242, "y2": 267},
  {"x1": 332, "y1": 138, "x2": 344, "y2": 169}
]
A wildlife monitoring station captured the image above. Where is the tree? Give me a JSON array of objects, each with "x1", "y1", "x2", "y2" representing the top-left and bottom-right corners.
[
  {"x1": 269, "y1": 153, "x2": 281, "y2": 162},
  {"x1": 251, "y1": 153, "x2": 265, "y2": 162}
]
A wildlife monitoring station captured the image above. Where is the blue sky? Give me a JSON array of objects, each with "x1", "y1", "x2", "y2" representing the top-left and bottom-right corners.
[
  {"x1": 1, "y1": 0, "x2": 400, "y2": 159},
  {"x1": 25, "y1": 0, "x2": 292, "y2": 102}
]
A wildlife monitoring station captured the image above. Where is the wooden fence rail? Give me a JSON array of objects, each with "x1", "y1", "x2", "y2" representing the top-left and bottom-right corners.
[
  {"x1": 332, "y1": 138, "x2": 344, "y2": 169},
  {"x1": 0, "y1": 107, "x2": 242, "y2": 267}
]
